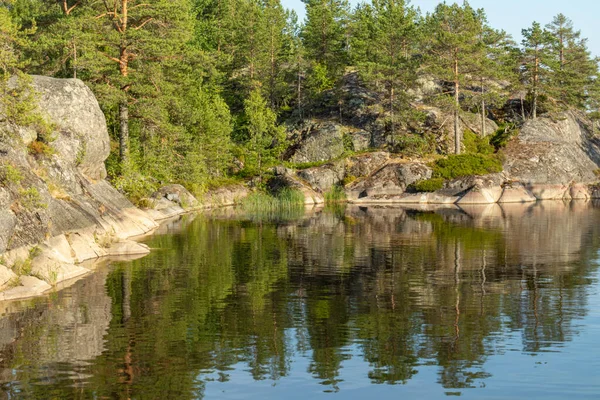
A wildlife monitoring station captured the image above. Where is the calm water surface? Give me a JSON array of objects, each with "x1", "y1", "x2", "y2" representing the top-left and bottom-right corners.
[{"x1": 1, "y1": 202, "x2": 600, "y2": 399}]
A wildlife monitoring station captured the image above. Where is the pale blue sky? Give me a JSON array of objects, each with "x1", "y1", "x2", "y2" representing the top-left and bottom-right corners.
[{"x1": 283, "y1": 0, "x2": 600, "y2": 56}]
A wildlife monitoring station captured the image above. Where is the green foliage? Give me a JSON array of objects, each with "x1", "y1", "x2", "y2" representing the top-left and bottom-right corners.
[
  {"x1": 463, "y1": 130, "x2": 494, "y2": 154},
  {"x1": 431, "y1": 154, "x2": 503, "y2": 180},
  {"x1": 411, "y1": 177, "x2": 444, "y2": 192},
  {"x1": 489, "y1": 123, "x2": 519, "y2": 149},
  {"x1": 111, "y1": 169, "x2": 158, "y2": 207},
  {"x1": 324, "y1": 185, "x2": 346, "y2": 203},
  {"x1": 240, "y1": 188, "x2": 305, "y2": 220},
  {"x1": 395, "y1": 133, "x2": 436, "y2": 156},
  {"x1": 19, "y1": 187, "x2": 47, "y2": 210},
  {"x1": 0, "y1": 163, "x2": 23, "y2": 185},
  {"x1": 243, "y1": 88, "x2": 287, "y2": 179}
]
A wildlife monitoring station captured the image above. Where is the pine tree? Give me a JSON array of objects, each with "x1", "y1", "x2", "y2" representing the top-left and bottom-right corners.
[
  {"x1": 301, "y1": 0, "x2": 350, "y2": 83},
  {"x1": 546, "y1": 14, "x2": 598, "y2": 109},
  {"x1": 521, "y1": 22, "x2": 555, "y2": 119},
  {"x1": 471, "y1": 27, "x2": 516, "y2": 136},
  {"x1": 423, "y1": 1, "x2": 486, "y2": 154},
  {"x1": 357, "y1": 0, "x2": 419, "y2": 148},
  {"x1": 244, "y1": 88, "x2": 285, "y2": 181}
]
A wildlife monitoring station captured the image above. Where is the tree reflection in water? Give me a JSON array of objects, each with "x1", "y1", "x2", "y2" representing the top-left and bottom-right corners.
[{"x1": 0, "y1": 201, "x2": 599, "y2": 398}]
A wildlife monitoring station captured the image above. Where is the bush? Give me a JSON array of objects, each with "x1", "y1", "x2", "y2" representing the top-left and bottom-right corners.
[
  {"x1": 411, "y1": 178, "x2": 445, "y2": 192},
  {"x1": 0, "y1": 164, "x2": 22, "y2": 185},
  {"x1": 463, "y1": 129, "x2": 494, "y2": 154},
  {"x1": 431, "y1": 153, "x2": 503, "y2": 180},
  {"x1": 489, "y1": 123, "x2": 519, "y2": 150},
  {"x1": 111, "y1": 171, "x2": 158, "y2": 206},
  {"x1": 28, "y1": 140, "x2": 55, "y2": 157}
]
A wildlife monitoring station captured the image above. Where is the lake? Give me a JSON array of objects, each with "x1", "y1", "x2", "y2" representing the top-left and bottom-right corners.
[{"x1": 1, "y1": 202, "x2": 600, "y2": 399}]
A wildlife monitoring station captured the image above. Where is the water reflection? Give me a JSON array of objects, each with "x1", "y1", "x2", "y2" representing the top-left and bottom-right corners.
[{"x1": 0, "y1": 201, "x2": 600, "y2": 398}]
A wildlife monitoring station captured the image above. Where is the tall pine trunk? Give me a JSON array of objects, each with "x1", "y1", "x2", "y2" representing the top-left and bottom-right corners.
[
  {"x1": 454, "y1": 56, "x2": 461, "y2": 154},
  {"x1": 532, "y1": 50, "x2": 539, "y2": 119},
  {"x1": 119, "y1": 0, "x2": 130, "y2": 164},
  {"x1": 119, "y1": 101, "x2": 129, "y2": 164},
  {"x1": 481, "y1": 78, "x2": 486, "y2": 137}
]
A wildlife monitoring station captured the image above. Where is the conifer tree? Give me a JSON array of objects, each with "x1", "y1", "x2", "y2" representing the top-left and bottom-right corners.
[
  {"x1": 521, "y1": 22, "x2": 555, "y2": 119},
  {"x1": 301, "y1": 0, "x2": 350, "y2": 83},
  {"x1": 358, "y1": 0, "x2": 419, "y2": 148},
  {"x1": 244, "y1": 88, "x2": 286, "y2": 181},
  {"x1": 546, "y1": 14, "x2": 598, "y2": 109},
  {"x1": 423, "y1": 1, "x2": 486, "y2": 154}
]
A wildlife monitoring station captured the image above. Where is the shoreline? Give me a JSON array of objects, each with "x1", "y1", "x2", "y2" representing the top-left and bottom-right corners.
[{"x1": 0, "y1": 195, "x2": 595, "y2": 304}]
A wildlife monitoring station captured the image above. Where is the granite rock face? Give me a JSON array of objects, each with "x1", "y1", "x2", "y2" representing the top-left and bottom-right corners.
[
  {"x1": 0, "y1": 76, "x2": 158, "y2": 298},
  {"x1": 346, "y1": 162, "x2": 432, "y2": 201},
  {"x1": 503, "y1": 111, "x2": 600, "y2": 185}
]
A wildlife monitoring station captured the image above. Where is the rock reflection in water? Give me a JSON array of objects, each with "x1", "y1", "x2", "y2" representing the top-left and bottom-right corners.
[{"x1": 0, "y1": 202, "x2": 598, "y2": 398}]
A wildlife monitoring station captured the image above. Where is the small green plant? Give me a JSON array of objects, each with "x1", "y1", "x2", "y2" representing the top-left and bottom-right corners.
[
  {"x1": 29, "y1": 246, "x2": 42, "y2": 259},
  {"x1": 75, "y1": 144, "x2": 86, "y2": 167},
  {"x1": 343, "y1": 175, "x2": 357, "y2": 186},
  {"x1": 394, "y1": 133, "x2": 436, "y2": 156},
  {"x1": 411, "y1": 177, "x2": 445, "y2": 192},
  {"x1": 324, "y1": 185, "x2": 346, "y2": 203},
  {"x1": 19, "y1": 187, "x2": 47, "y2": 210},
  {"x1": 0, "y1": 163, "x2": 23, "y2": 185},
  {"x1": 13, "y1": 257, "x2": 33, "y2": 276}
]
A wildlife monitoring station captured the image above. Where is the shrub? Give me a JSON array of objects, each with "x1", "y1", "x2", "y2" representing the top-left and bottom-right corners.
[
  {"x1": 0, "y1": 164, "x2": 22, "y2": 185},
  {"x1": 111, "y1": 171, "x2": 158, "y2": 206},
  {"x1": 412, "y1": 178, "x2": 445, "y2": 192},
  {"x1": 19, "y1": 187, "x2": 47, "y2": 210},
  {"x1": 28, "y1": 140, "x2": 55, "y2": 157},
  {"x1": 463, "y1": 129, "x2": 494, "y2": 154},
  {"x1": 489, "y1": 123, "x2": 519, "y2": 150},
  {"x1": 431, "y1": 153, "x2": 503, "y2": 180}
]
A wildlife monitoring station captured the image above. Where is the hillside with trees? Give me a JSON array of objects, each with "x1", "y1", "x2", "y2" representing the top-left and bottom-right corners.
[{"x1": 1, "y1": 0, "x2": 599, "y2": 202}]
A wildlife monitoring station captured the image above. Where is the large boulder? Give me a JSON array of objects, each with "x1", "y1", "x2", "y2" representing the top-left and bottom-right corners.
[
  {"x1": 28, "y1": 76, "x2": 110, "y2": 181},
  {"x1": 297, "y1": 161, "x2": 345, "y2": 193},
  {"x1": 503, "y1": 112, "x2": 600, "y2": 185},
  {"x1": 345, "y1": 152, "x2": 390, "y2": 179},
  {"x1": 346, "y1": 162, "x2": 432, "y2": 201},
  {"x1": 288, "y1": 121, "x2": 346, "y2": 163}
]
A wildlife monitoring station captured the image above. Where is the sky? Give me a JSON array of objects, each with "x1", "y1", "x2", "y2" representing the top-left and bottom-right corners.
[{"x1": 283, "y1": 0, "x2": 600, "y2": 56}]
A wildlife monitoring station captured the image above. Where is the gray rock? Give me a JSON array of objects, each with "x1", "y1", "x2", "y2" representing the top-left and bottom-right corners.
[
  {"x1": 297, "y1": 161, "x2": 345, "y2": 193},
  {"x1": 348, "y1": 130, "x2": 371, "y2": 152},
  {"x1": 345, "y1": 152, "x2": 390, "y2": 179},
  {"x1": 289, "y1": 121, "x2": 345, "y2": 163},
  {"x1": 28, "y1": 76, "x2": 110, "y2": 180},
  {"x1": 346, "y1": 162, "x2": 432, "y2": 201},
  {"x1": 503, "y1": 111, "x2": 600, "y2": 184},
  {"x1": 151, "y1": 184, "x2": 198, "y2": 209}
]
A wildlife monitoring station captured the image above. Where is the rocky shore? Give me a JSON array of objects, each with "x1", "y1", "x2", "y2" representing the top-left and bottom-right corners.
[{"x1": 2, "y1": 75, "x2": 600, "y2": 302}]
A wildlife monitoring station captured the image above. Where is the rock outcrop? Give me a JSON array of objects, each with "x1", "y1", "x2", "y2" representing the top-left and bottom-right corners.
[
  {"x1": 503, "y1": 111, "x2": 600, "y2": 186},
  {"x1": 0, "y1": 76, "x2": 161, "y2": 299}
]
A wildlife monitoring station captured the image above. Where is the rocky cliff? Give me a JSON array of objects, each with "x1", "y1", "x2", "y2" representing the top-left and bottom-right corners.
[
  {"x1": 0, "y1": 76, "x2": 161, "y2": 299},
  {"x1": 284, "y1": 108, "x2": 600, "y2": 205}
]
